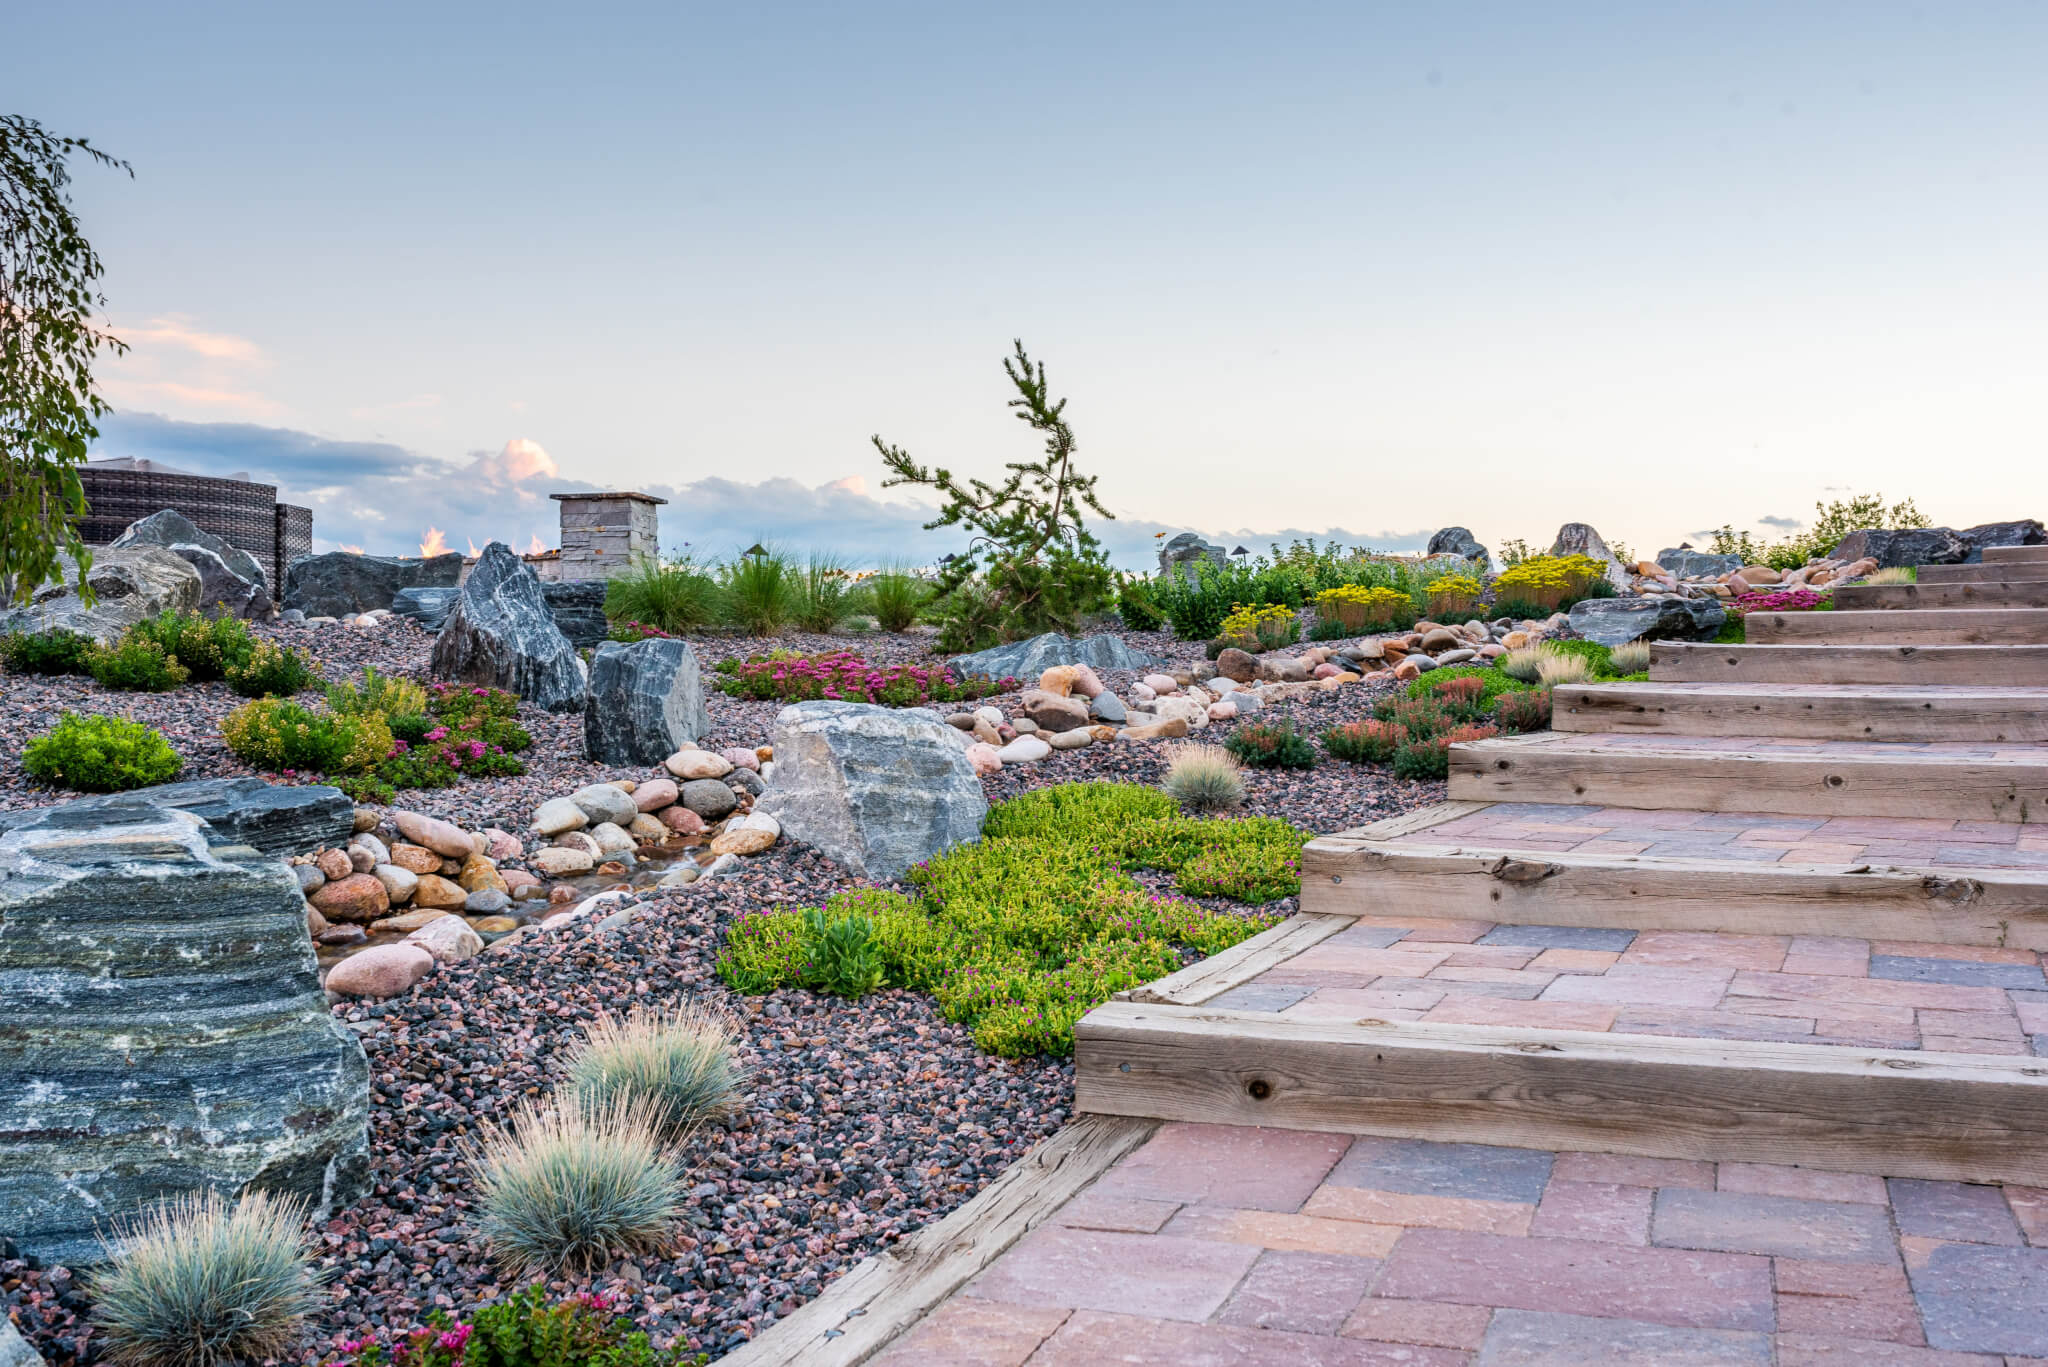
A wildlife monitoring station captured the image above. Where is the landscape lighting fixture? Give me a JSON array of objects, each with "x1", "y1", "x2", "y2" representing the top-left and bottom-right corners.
[{"x1": 743, "y1": 543, "x2": 768, "y2": 557}]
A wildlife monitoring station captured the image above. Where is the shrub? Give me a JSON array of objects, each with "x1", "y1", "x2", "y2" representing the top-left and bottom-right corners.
[
  {"x1": 85, "y1": 637, "x2": 189, "y2": 692},
  {"x1": 1162, "y1": 743, "x2": 1245, "y2": 812},
  {"x1": 225, "y1": 639, "x2": 317, "y2": 697},
  {"x1": 468, "y1": 1099, "x2": 682, "y2": 1278},
  {"x1": 1314, "y1": 584, "x2": 1414, "y2": 632},
  {"x1": 792, "y1": 554, "x2": 856, "y2": 633},
  {"x1": 1495, "y1": 688, "x2": 1552, "y2": 732},
  {"x1": 1114, "y1": 573, "x2": 1166, "y2": 632},
  {"x1": 1392, "y1": 722, "x2": 1498, "y2": 780},
  {"x1": 715, "y1": 909, "x2": 814, "y2": 994},
  {"x1": 1609, "y1": 640, "x2": 1651, "y2": 673},
  {"x1": 604, "y1": 555, "x2": 723, "y2": 635},
  {"x1": 1, "y1": 626, "x2": 91, "y2": 674},
  {"x1": 1403, "y1": 665, "x2": 1531, "y2": 707},
  {"x1": 1424, "y1": 572, "x2": 1484, "y2": 619},
  {"x1": 322, "y1": 1287, "x2": 705, "y2": 1367},
  {"x1": 90, "y1": 1189, "x2": 319, "y2": 1367},
  {"x1": 867, "y1": 570, "x2": 928, "y2": 633},
  {"x1": 565, "y1": 1004, "x2": 744, "y2": 1143},
  {"x1": 720, "y1": 549, "x2": 796, "y2": 635},
  {"x1": 221, "y1": 698, "x2": 393, "y2": 774},
  {"x1": 1307, "y1": 617, "x2": 1352, "y2": 641},
  {"x1": 1489, "y1": 554, "x2": 1611, "y2": 613},
  {"x1": 800, "y1": 906, "x2": 888, "y2": 997},
  {"x1": 1224, "y1": 720, "x2": 1318, "y2": 769},
  {"x1": 1536, "y1": 653, "x2": 1596, "y2": 688},
  {"x1": 126, "y1": 610, "x2": 253, "y2": 682},
  {"x1": 1323, "y1": 718, "x2": 1407, "y2": 764},
  {"x1": 1217, "y1": 602, "x2": 1298, "y2": 651},
  {"x1": 326, "y1": 665, "x2": 428, "y2": 719},
  {"x1": 719, "y1": 650, "x2": 1012, "y2": 706},
  {"x1": 24, "y1": 712, "x2": 183, "y2": 792}
]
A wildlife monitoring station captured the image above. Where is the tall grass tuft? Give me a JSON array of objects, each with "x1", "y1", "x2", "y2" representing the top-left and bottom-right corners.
[
  {"x1": 866, "y1": 569, "x2": 928, "y2": 633},
  {"x1": 1497, "y1": 645, "x2": 1554, "y2": 683},
  {"x1": 791, "y1": 555, "x2": 856, "y2": 634},
  {"x1": 1535, "y1": 653, "x2": 1596, "y2": 688},
  {"x1": 1607, "y1": 640, "x2": 1651, "y2": 674},
  {"x1": 721, "y1": 548, "x2": 795, "y2": 636},
  {"x1": 326, "y1": 665, "x2": 427, "y2": 719},
  {"x1": 605, "y1": 555, "x2": 725, "y2": 635},
  {"x1": 1865, "y1": 566, "x2": 1917, "y2": 585},
  {"x1": 90, "y1": 1189, "x2": 321, "y2": 1367},
  {"x1": 564, "y1": 1002, "x2": 745, "y2": 1143},
  {"x1": 1162, "y1": 743, "x2": 1246, "y2": 813},
  {"x1": 468, "y1": 1098, "x2": 682, "y2": 1277}
]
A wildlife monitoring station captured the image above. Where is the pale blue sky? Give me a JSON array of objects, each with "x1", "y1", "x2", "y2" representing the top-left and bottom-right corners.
[{"x1": 9, "y1": 2, "x2": 2045, "y2": 561}]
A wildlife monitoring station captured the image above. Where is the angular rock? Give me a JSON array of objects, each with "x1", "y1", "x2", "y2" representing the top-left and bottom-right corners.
[
  {"x1": 1958, "y1": 519, "x2": 2048, "y2": 560},
  {"x1": 390, "y1": 586, "x2": 460, "y2": 633},
  {"x1": 756, "y1": 700, "x2": 988, "y2": 880},
  {"x1": 1657, "y1": 548, "x2": 1743, "y2": 579},
  {"x1": 540, "y1": 579, "x2": 611, "y2": 648},
  {"x1": 950, "y1": 632, "x2": 1167, "y2": 683},
  {"x1": 1828, "y1": 526, "x2": 1971, "y2": 569},
  {"x1": 1567, "y1": 595, "x2": 1728, "y2": 647},
  {"x1": 283, "y1": 551, "x2": 463, "y2": 618},
  {"x1": 1089, "y1": 691, "x2": 1128, "y2": 724},
  {"x1": 429, "y1": 542, "x2": 584, "y2": 712},
  {"x1": 1215, "y1": 648, "x2": 1258, "y2": 684},
  {"x1": 569, "y1": 783, "x2": 638, "y2": 827},
  {"x1": 110, "y1": 508, "x2": 273, "y2": 619},
  {"x1": 39, "y1": 779, "x2": 364, "y2": 859},
  {"x1": 0, "y1": 797, "x2": 369, "y2": 1266},
  {"x1": 1157, "y1": 531, "x2": 1228, "y2": 583},
  {"x1": 680, "y1": 778, "x2": 738, "y2": 822},
  {"x1": 0, "y1": 545, "x2": 201, "y2": 647},
  {"x1": 1427, "y1": 526, "x2": 1489, "y2": 564},
  {"x1": 1548, "y1": 523, "x2": 1634, "y2": 591},
  {"x1": 582, "y1": 638, "x2": 709, "y2": 763},
  {"x1": 1118, "y1": 718, "x2": 1191, "y2": 741}
]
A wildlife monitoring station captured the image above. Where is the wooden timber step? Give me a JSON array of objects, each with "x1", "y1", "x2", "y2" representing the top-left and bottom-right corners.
[
  {"x1": 1921, "y1": 560, "x2": 2048, "y2": 584},
  {"x1": 1986, "y1": 544, "x2": 2048, "y2": 564},
  {"x1": 1073, "y1": 1000, "x2": 2048, "y2": 1186},
  {"x1": 1447, "y1": 732, "x2": 2048, "y2": 823},
  {"x1": 1296, "y1": 803, "x2": 2048, "y2": 948},
  {"x1": 1551, "y1": 681, "x2": 2048, "y2": 743},
  {"x1": 1833, "y1": 581, "x2": 2048, "y2": 611},
  {"x1": 1745, "y1": 607, "x2": 2048, "y2": 646},
  {"x1": 1651, "y1": 641, "x2": 2048, "y2": 686}
]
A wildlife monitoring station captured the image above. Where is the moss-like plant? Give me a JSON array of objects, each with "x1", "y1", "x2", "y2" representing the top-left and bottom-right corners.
[{"x1": 24, "y1": 711, "x2": 183, "y2": 791}]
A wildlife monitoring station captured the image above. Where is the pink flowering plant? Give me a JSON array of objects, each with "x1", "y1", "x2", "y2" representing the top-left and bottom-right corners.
[
  {"x1": 713, "y1": 650, "x2": 1014, "y2": 707},
  {"x1": 1732, "y1": 588, "x2": 1833, "y2": 614},
  {"x1": 318, "y1": 1287, "x2": 705, "y2": 1367},
  {"x1": 344, "y1": 683, "x2": 533, "y2": 802}
]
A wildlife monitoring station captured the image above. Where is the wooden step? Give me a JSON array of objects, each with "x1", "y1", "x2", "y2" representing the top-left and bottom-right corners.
[
  {"x1": 1552, "y1": 681, "x2": 2048, "y2": 742},
  {"x1": 1447, "y1": 732, "x2": 2048, "y2": 823},
  {"x1": 1298, "y1": 804, "x2": 2048, "y2": 948},
  {"x1": 1986, "y1": 544, "x2": 2048, "y2": 564},
  {"x1": 1074, "y1": 1000, "x2": 2048, "y2": 1186},
  {"x1": 1920, "y1": 561, "x2": 2045, "y2": 584},
  {"x1": 1745, "y1": 607, "x2": 2048, "y2": 645},
  {"x1": 1651, "y1": 642, "x2": 2048, "y2": 685},
  {"x1": 1833, "y1": 581, "x2": 2048, "y2": 611}
]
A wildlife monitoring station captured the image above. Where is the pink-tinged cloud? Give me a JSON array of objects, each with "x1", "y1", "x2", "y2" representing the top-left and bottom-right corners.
[{"x1": 119, "y1": 316, "x2": 265, "y2": 364}]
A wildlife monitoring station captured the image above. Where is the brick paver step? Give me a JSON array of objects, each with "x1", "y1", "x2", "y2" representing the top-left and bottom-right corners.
[
  {"x1": 1746, "y1": 607, "x2": 2048, "y2": 646},
  {"x1": 1834, "y1": 580, "x2": 2048, "y2": 611},
  {"x1": 1552, "y1": 681, "x2": 2048, "y2": 743},
  {"x1": 1652, "y1": 642, "x2": 2048, "y2": 686},
  {"x1": 1449, "y1": 732, "x2": 2048, "y2": 823}
]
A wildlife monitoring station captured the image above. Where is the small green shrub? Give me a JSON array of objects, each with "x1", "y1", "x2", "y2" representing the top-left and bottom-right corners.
[
  {"x1": 866, "y1": 570, "x2": 928, "y2": 633},
  {"x1": 1223, "y1": 720, "x2": 1318, "y2": 769},
  {"x1": 226, "y1": 639, "x2": 317, "y2": 697},
  {"x1": 221, "y1": 698, "x2": 393, "y2": 774},
  {"x1": 328, "y1": 1287, "x2": 707, "y2": 1367},
  {"x1": 1115, "y1": 573, "x2": 1166, "y2": 631},
  {"x1": 1323, "y1": 718, "x2": 1408, "y2": 764},
  {"x1": 126, "y1": 610, "x2": 253, "y2": 682},
  {"x1": 90, "y1": 1189, "x2": 319, "y2": 1367},
  {"x1": 800, "y1": 907, "x2": 887, "y2": 997},
  {"x1": 1495, "y1": 688, "x2": 1553, "y2": 733},
  {"x1": 565, "y1": 1004, "x2": 744, "y2": 1143},
  {"x1": 1, "y1": 627, "x2": 91, "y2": 675},
  {"x1": 1307, "y1": 617, "x2": 1353, "y2": 641},
  {"x1": 86, "y1": 637, "x2": 190, "y2": 691},
  {"x1": 1162, "y1": 743, "x2": 1245, "y2": 812},
  {"x1": 326, "y1": 665, "x2": 428, "y2": 718},
  {"x1": 24, "y1": 712, "x2": 184, "y2": 792},
  {"x1": 468, "y1": 1099, "x2": 682, "y2": 1278}
]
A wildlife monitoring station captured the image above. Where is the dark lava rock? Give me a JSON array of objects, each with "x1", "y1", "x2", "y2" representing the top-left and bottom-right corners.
[
  {"x1": 391, "y1": 586, "x2": 460, "y2": 633},
  {"x1": 1567, "y1": 595, "x2": 1727, "y2": 647},
  {"x1": 1657, "y1": 548, "x2": 1742, "y2": 579},
  {"x1": 1427, "y1": 526, "x2": 1489, "y2": 563},
  {"x1": 0, "y1": 795, "x2": 370, "y2": 1266},
  {"x1": 950, "y1": 631, "x2": 1167, "y2": 682},
  {"x1": 0, "y1": 777, "x2": 356, "y2": 858},
  {"x1": 1828, "y1": 526, "x2": 1971, "y2": 568},
  {"x1": 1958, "y1": 520, "x2": 2048, "y2": 562},
  {"x1": 541, "y1": 580, "x2": 610, "y2": 648},
  {"x1": 430, "y1": 543, "x2": 585, "y2": 712},
  {"x1": 111, "y1": 508, "x2": 274, "y2": 619},
  {"x1": 583, "y1": 638, "x2": 709, "y2": 764},
  {"x1": 283, "y1": 551, "x2": 464, "y2": 617}
]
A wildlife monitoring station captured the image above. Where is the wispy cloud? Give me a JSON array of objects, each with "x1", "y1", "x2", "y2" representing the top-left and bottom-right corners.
[
  {"x1": 117, "y1": 316, "x2": 264, "y2": 363},
  {"x1": 1756, "y1": 514, "x2": 1803, "y2": 529}
]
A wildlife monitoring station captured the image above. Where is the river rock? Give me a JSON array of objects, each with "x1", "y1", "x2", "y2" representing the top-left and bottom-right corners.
[
  {"x1": 368, "y1": 907, "x2": 449, "y2": 934},
  {"x1": 371, "y1": 863, "x2": 419, "y2": 905},
  {"x1": 411, "y1": 874, "x2": 468, "y2": 910},
  {"x1": 429, "y1": 541, "x2": 585, "y2": 712},
  {"x1": 0, "y1": 545, "x2": 202, "y2": 647},
  {"x1": 463, "y1": 888, "x2": 511, "y2": 915},
  {"x1": 680, "y1": 778, "x2": 738, "y2": 821},
  {"x1": 588, "y1": 821, "x2": 635, "y2": 855},
  {"x1": 310, "y1": 873, "x2": 390, "y2": 922},
  {"x1": 998, "y1": 735, "x2": 1052, "y2": 763},
  {"x1": 949, "y1": 632, "x2": 1168, "y2": 682},
  {"x1": 666, "y1": 748, "x2": 733, "y2": 781},
  {"x1": 407, "y1": 915, "x2": 483, "y2": 965},
  {"x1": 1657, "y1": 548, "x2": 1742, "y2": 579},
  {"x1": 1047, "y1": 728, "x2": 1094, "y2": 750},
  {"x1": 660, "y1": 805, "x2": 708, "y2": 836},
  {"x1": 283, "y1": 550, "x2": 463, "y2": 617},
  {"x1": 965, "y1": 742, "x2": 1002, "y2": 776},
  {"x1": 325, "y1": 943, "x2": 434, "y2": 998},
  {"x1": 1567, "y1": 595, "x2": 1728, "y2": 647},
  {"x1": 0, "y1": 796, "x2": 369, "y2": 1266},
  {"x1": 710, "y1": 812, "x2": 780, "y2": 856},
  {"x1": 532, "y1": 845, "x2": 595, "y2": 876},
  {"x1": 756, "y1": 700, "x2": 987, "y2": 880},
  {"x1": 583, "y1": 638, "x2": 709, "y2": 763},
  {"x1": 531, "y1": 796, "x2": 589, "y2": 836},
  {"x1": 1427, "y1": 526, "x2": 1489, "y2": 564},
  {"x1": 111, "y1": 508, "x2": 273, "y2": 619},
  {"x1": 570, "y1": 783, "x2": 638, "y2": 826},
  {"x1": 633, "y1": 778, "x2": 679, "y2": 812},
  {"x1": 1020, "y1": 688, "x2": 1091, "y2": 733},
  {"x1": 392, "y1": 810, "x2": 474, "y2": 858},
  {"x1": 1549, "y1": 523, "x2": 1634, "y2": 590}
]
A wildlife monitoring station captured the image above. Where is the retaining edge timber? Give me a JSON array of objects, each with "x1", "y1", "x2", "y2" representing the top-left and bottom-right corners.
[
  {"x1": 717, "y1": 1114, "x2": 1158, "y2": 1367},
  {"x1": 1985, "y1": 545, "x2": 2048, "y2": 564},
  {"x1": 1920, "y1": 562, "x2": 2048, "y2": 584},
  {"x1": 1074, "y1": 1001, "x2": 2048, "y2": 1185},
  {"x1": 1745, "y1": 607, "x2": 2048, "y2": 646},
  {"x1": 1650, "y1": 642, "x2": 2048, "y2": 686},
  {"x1": 1296, "y1": 840, "x2": 2048, "y2": 948},
  {"x1": 1833, "y1": 581, "x2": 2048, "y2": 611},
  {"x1": 1120, "y1": 913, "x2": 1353, "y2": 1005},
  {"x1": 1550, "y1": 681, "x2": 2048, "y2": 743}
]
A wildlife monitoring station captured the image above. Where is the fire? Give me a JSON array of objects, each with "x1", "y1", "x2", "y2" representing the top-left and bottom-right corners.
[
  {"x1": 467, "y1": 537, "x2": 482, "y2": 558},
  {"x1": 419, "y1": 527, "x2": 449, "y2": 557},
  {"x1": 338, "y1": 543, "x2": 365, "y2": 555},
  {"x1": 528, "y1": 534, "x2": 548, "y2": 556}
]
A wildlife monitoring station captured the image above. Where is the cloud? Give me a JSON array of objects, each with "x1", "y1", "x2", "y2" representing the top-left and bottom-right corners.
[
  {"x1": 87, "y1": 413, "x2": 1438, "y2": 568},
  {"x1": 118, "y1": 316, "x2": 264, "y2": 364},
  {"x1": 1756, "y1": 514, "x2": 1803, "y2": 529}
]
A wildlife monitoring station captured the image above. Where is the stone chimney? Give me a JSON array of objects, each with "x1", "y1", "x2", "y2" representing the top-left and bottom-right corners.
[{"x1": 549, "y1": 491, "x2": 666, "y2": 581}]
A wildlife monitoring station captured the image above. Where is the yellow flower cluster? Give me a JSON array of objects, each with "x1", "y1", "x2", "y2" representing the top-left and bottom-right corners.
[
  {"x1": 1219, "y1": 602, "x2": 1297, "y2": 647},
  {"x1": 1313, "y1": 585, "x2": 1411, "y2": 629},
  {"x1": 1492, "y1": 554, "x2": 1608, "y2": 610},
  {"x1": 1424, "y1": 572, "x2": 1484, "y2": 617}
]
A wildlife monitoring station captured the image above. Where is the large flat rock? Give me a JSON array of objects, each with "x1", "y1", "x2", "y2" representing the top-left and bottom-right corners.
[
  {"x1": 0, "y1": 777, "x2": 356, "y2": 858},
  {"x1": 951, "y1": 632, "x2": 1167, "y2": 682}
]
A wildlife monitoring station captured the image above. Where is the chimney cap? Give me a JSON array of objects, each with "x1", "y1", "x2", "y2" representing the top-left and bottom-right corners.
[{"x1": 549, "y1": 490, "x2": 667, "y2": 506}]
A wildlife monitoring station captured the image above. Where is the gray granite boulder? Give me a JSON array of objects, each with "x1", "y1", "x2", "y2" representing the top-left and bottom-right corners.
[
  {"x1": 1549, "y1": 523, "x2": 1634, "y2": 591},
  {"x1": 392, "y1": 585, "x2": 461, "y2": 632},
  {"x1": 583, "y1": 638, "x2": 708, "y2": 764},
  {"x1": 1427, "y1": 527, "x2": 1489, "y2": 563},
  {"x1": 1567, "y1": 595, "x2": 1727, "y2": 647},
  {"x1": 950, "y1": 631, "x2": 1167, "y2": 682},
  {"x1": 283, "y1": 550, "x2": 463, "y2": 617},
  {"x1": 111, "y1": 508, "x2": 273, "y2": 619},
  {"x1": 542, "y1": 580, "x2": 611, "y2": 648},
  {"x1": 0, "y1": 546, "x2": 201, "y2": 646},
  {"x1": 1657, "y1": 548, "x2": 1742, "y2": 580},
  {"x1": 757, "y1": 701, "x2": 986, "y2": 880},
  {"x1": 1827, "y1": 527, "x2": 1970, "y2": 569},
  {"x1": 0, "y1": 795, "x2": 370, "y2": 1266},
  {"x1": 0, "y1": 777, "x2": 354, "y2": 858},
  {"x1": 430, "y1": 542, "x2": 585, "y2": 712},
  {"x1": 1157, "y1": 531, "x2": 1227, "y2": 583}
]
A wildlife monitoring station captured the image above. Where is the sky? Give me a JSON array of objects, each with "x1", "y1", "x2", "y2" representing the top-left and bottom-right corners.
[{"x1": 9, "y1": 2, "x2": 2046, "y2": 566}]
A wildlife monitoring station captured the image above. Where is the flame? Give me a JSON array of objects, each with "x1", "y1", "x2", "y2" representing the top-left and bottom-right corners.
[
  {"x1": 528, "y1": 534, "x2": 548, "y2": 556},
  {"x1": 467, "y1": 537, "x2": 482, "y2": 558},
  {"x1": 338, "y1": 543, "x2": 365, "y2": 555},
  {"x1": 419, "y1": 527, "x2": 449, "y2": 557}
]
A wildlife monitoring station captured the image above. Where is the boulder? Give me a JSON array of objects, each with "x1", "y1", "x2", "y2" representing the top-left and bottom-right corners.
[
  {"x1": 583, "y1": 638, "x2": 710, "y2": 764},
  {"x1": 755, "y1": 700, "x2": 988, "y2": 880},
  {"x1": 110, "y1": 508, "x2": 273, "y2": 619},
  {"x1": 392, "y1": 810, "x2": 475, "y2": 858},
  {"x1": 1427, "y1": 527, "x2": 1489, "y2": 564},
  {"x1": 0, "y1": 777, "x2": 356, "y2": 859},
  {"x1": 1020, "y1": 688, "x2": 1091, "y2": 733},
  {"x1": 391, "y1": 586, "x2": 460, "y2": 633},
  {"x1": 283, "y1": 551, "x2": 464, "y2": 618},
  {"x1": 0, "y1": 545, "x2": 200, "y2": 646},
  {"x1": 0, "y1": 796, "x2": 369, "y2": 1266},
  {"x1": 1957, "y1": 520, "x2": 2048, "y2": 561},
  {"x1": 1827, "y1": 527, "x2": 1971, "y2": 569},
  {"x1": 540, "y1": 580, "x2": 611, "y2": 648},
  {"x1": 1215, "y1": 648, "x2": 1258, "y2": 684},
  {"x1": 324, "y1": 943, "x2": 434, "y2": 998},
  {"x1": 1567, "y1": 595, "x2": 1728, "y2": 647},
  {"x1": 429, "y1": 542, "x2": 585, "y2": 712},
  {"x1": 666, "y1": 748, "x2": 733, "y2": 781},
  {"x1": 680, "y1": 778, "x2": 739, "y2": 821},
  {"x1": 949, "y1": 632, "x2": 1168, "y2": 682},
  {"x1": 1548, "y1": 523, "x2": 1633, "y2": 591},
  {"x1": 1157, "y1": 531, "x2": 1228, "y2": 583},
  {"x1": 1657, "y1": 548, "x2": 1742, "y2": 580}
]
